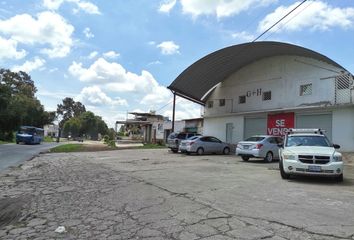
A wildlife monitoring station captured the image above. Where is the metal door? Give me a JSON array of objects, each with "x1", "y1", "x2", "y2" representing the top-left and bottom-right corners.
[
  {"x1": 226, "y1": 123, "x2": 233, "y2": 143},
  {"x1": 244, "y1": 117, "x2": 267, "y2": 140},
  {"x1": 295, "y1": 114, "x2": 332, "y2": 140}
]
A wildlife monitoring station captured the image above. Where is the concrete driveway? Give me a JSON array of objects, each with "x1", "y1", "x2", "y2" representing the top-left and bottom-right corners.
[{"x1": 0, "y1": 149, "x2": 353, "y2": 239}]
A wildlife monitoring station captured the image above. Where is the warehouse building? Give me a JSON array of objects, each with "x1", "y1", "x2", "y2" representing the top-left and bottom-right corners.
[{"x1": 168, "y1": 41, "x2": 354, "y2": 151}]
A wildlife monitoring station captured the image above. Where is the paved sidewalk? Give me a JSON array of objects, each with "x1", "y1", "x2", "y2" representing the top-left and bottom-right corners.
[{"x1": 0, "y1": 149, "x2": 353, "y2": 239}]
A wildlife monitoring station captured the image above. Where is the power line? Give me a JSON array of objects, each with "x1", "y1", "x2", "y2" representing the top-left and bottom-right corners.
[
  {"x1": 262, "y1": 0, "x2": 314, "y2": 41},
  {"x1": 252, "y1": 0, "x2": 308, "y2": 42},
  {"x1": 155, "y1": 99, "x2": 173, "y2": 112},
  {"x1": 159, "y1": 1, "x2": 309, "y2": 114}
]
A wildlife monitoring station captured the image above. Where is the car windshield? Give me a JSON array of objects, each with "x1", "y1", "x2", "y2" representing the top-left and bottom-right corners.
[
  {"x1": 187, "y1": 136, "x2": 199, "y2": 140},
  {"x1": 168, "y1": 133, "x2": 178, "y2": 139},
  {"x1": 286, "y1": 135, "x2": 331, "y2": 147},
  {"x1": 245, "y1": 136, "x2": 265, "y2": 142}
]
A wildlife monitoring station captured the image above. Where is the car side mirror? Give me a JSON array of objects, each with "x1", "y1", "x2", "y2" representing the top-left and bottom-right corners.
[
  {"x1": 333, "y1": 144, "x2": 340, "y2": 149},
  {"x1": 277, "y1": 143, "x2": 284, "y2": 148}
]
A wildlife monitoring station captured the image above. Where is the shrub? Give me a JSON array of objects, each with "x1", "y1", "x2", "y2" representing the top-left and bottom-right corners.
[
  {"x1": 103, "y1": 134, "x2": 116, "y2": 148},
  {"x1": 107, "y1": 140, "x2": 116, "y2": 148},
  {"x1": 103, "y1": 135, "x2": 110, "y2": 144}
]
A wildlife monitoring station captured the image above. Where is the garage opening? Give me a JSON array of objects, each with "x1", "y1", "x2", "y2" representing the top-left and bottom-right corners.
[
  {"x1": 295, "y1": 114, "x2": 332, "y2": 140},
  {"x1": 244, "y1": 117, "x2": 267, "y2": 139}
]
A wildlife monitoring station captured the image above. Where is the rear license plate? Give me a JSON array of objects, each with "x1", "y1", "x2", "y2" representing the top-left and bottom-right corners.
[
  {"x1": 243, "y1": 146, "x2": 249, "y2": 149},
  {"x1": 308, "y1": 165, "x2": 321, "y2": 172}
]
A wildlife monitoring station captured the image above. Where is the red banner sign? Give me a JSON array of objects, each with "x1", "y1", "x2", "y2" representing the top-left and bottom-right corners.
[{"x1": 267, "y1": 112, "x2": 294, "y2": 136}]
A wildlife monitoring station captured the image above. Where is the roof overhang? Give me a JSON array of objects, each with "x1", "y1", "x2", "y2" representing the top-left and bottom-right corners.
[
  {"x1": 168, "y1": 41, "x2": 347, "y2": 104},
  {"x1": 116, "y1": 120, "x2": 151, "y2": 125}
]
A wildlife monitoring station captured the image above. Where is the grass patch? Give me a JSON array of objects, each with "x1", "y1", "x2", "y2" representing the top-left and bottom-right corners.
[
  {"x1": 137, "y1": 143, "x2": 167, "y2": 149},
  {"x1": 0, "y1": 140, "x2": 12, "y2": 144},
  {"x1": 50, "y1": 144, "x2": 85, "y2": 153},
  {"x1": 50, "y1": 142, "x2": 166, "y2": 153},
  {"x1": 43, "y1": 136, "x2": 55, "y2": 142}
]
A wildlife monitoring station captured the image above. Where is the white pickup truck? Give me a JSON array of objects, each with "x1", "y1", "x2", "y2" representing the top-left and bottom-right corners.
[{"x1": 279, "y1": 129, "x2": 343, "y2": 182}]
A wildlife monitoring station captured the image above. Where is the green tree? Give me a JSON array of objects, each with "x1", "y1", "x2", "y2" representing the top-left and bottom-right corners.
[
  {"x1": 63, "y1": 117, "x2": 81, "y2": 138},
  {"x1": 56, "y1": 97, "x2": 86, "y2": 128},
  {"x1": 0, "y1": 68, "x2": 54, "y2": 141},
  {"x1": 96, "y1": 115, "x2": 109, "y2": 136},
  {"x1": 77, "y1": 111, "x2": 108, "y2": 140},
  {"x1": 107, "y1": 128, "x2": 116, "y2": 140},
  {"x1": 60, "y1": 111, "x2": 109, "y2": 140}
]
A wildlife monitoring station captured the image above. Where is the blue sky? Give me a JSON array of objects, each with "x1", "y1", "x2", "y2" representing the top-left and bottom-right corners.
[{"x1": 0, "y1": 0, "x2": 353, "y2": 127}]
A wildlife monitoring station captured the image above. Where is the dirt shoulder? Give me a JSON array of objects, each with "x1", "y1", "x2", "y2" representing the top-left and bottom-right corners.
[{"x1": 342, "y1": 152, "x2": 354, "y2": 166}]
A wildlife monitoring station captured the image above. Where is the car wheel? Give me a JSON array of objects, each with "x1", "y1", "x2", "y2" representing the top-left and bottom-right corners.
[
  {"x1": 171, "y1": 149, "x2": 178, "y2": 153},
  {"x1": 16, "y1": 141, "x2": 19, "y2": 144},
  {"x1": 241, "y1": 156, "x2": 249, "y2": 161},
  {"x1": 264, "y1": 151, "x2": 273, "y2": 163},
  {"x1": 279, "y1": 159, "x2": 290, "y2": 179},
  {"x1": 335, "y1": 174, "x2": 343, "y2": 182},
  {"x1": 223, "y1": 147, "x2": 230, "y2": 155},
  {"x1": 197, "y1": 147, "x2": 204, "y2": 155}
]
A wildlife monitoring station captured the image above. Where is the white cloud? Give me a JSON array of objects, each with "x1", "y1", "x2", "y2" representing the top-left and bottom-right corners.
[
  {"x1": 90, "y1": 108, "x2": 128, "y2": 128},
  {"x1": 76, "y1": 86, "x2": 128, "y2": 107},
  {"x1": 147, "y1": 60, "x2": 162, "y2": 66},
  {"x1": 12, "y1": 57, "x2": 46, "y2": 73},
  {"x1": 0, "y1": 11, "x2": 74, "y2": 58},
  {"x1": 103, "y1": 50, "x2": 120, "y2": 59},
  {"x1": 72, "y1": 0, "x2": 101, "y2": 14},
  {"x1": 231, "y1": 31, "x2": 254, "y2": 42},
  {"x1": 159, "y1": 0, "x2": 177, "y2": 13},
  {"x1": 37, "y1": 88, "x2": 76, "y2": 100},
  {"x1": 42, "y1": 0, "x2": 64, "y2": 10},
  {"x1": 69, "y1": 58, "x2": 127, "y2": 85},
  {"x1": 68, "y1": 58, "x2": 173, "y2": 106},
  {"x1": 68, "y1": 58, "x2": 203, "y2": 122},
  {"x1": 157, "y1": 41, "x2": 180, "y2": 55},
  {"x1": 0, "y1": 36, "x2": 27, "y2": 60},
  {"x1": 179, "y1": 0, "x2": 276, "y2": 19},
  {"x1": 49, "y1": 68, "x2": 59, "y2": 73},
  {"x1": 83, "y1": 27, "x2": 94, "y2": 38},
  {"x1": 88, "y1": 51, "x2": 98, "y2": 59},
  {"x1": 42, "y1": 0, "x2": 101, "y2": 15},
  {"x1": 258, "y1": 1, "x2": 354, "y2": 33},
  {"x1": 162, "y1": 98, "x2": 202, "y2": 121},
  {"x1": 141, "y1": 84, "x2": 171, "y2": 105},
  {"x1": 68, "y1": 58, "x2": 203, "y2": 125}
]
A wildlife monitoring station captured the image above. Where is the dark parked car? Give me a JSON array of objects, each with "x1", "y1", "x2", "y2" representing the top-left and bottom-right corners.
[{"x1": 166, "y1": 132, "x2": 201, "y2": 153}]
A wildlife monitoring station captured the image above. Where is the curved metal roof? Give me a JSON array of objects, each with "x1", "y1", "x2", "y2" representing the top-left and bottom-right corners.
[{"x1": 168, "y1": 41, "x2": 345, "y2": 105}]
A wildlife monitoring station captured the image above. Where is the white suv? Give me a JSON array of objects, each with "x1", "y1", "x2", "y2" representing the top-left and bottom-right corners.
[{"x1": 279, "y1": 129, "x2": 343, "y2": 182}]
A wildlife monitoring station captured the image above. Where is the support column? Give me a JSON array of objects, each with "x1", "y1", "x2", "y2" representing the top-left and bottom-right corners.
[{"x1": 172, "y1": 93, "x2": 176, "y2": 132}]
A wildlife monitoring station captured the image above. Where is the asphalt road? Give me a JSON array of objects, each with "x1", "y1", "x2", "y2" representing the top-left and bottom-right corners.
[{"x1": 0, "y1": 142, "x2": 60, "y2": 171}]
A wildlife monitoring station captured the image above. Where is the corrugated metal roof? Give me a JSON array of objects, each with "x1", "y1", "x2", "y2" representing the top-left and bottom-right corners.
[{"x1": 168, "y1": 41, "x2": 346, "y2": 105}]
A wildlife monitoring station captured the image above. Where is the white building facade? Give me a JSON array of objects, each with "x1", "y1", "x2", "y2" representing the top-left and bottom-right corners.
[
  {"x1": 168, "y1": 42, "x2": 354, "y2": 152},
  {"x1": 203, "y1": 56, "x2": 354, "y2": 151}
]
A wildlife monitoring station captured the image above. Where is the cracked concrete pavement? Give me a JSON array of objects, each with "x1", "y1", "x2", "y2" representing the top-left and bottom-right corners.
[{"x1": 0, "y1": 149, "x2": 354, "y2": 239}]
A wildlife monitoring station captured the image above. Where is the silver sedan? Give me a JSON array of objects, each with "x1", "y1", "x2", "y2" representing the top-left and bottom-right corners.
[
  {"x1": 180, "y1": 136, "x2": 231, "y2": 155},
  {"x1": 236, "y1": 135, "x2": 283, "y2": 162}
]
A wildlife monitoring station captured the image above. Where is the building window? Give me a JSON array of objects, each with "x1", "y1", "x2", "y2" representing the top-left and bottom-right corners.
[
  {"x1": 262, "y1": 91, "x2": 271, "y2": 101},
  {"x1": 239, "y1": 95, "x2": 246, "y2": 104},
  {"x1": 300, "y1": 83, "x2": 312, "y2": 96},
  {"x1": 207, "y1": 101, "x2": 213, "y2": 108},
  {"x1": 219, "y1": 99, "x2": 225, "y2": 106}
]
